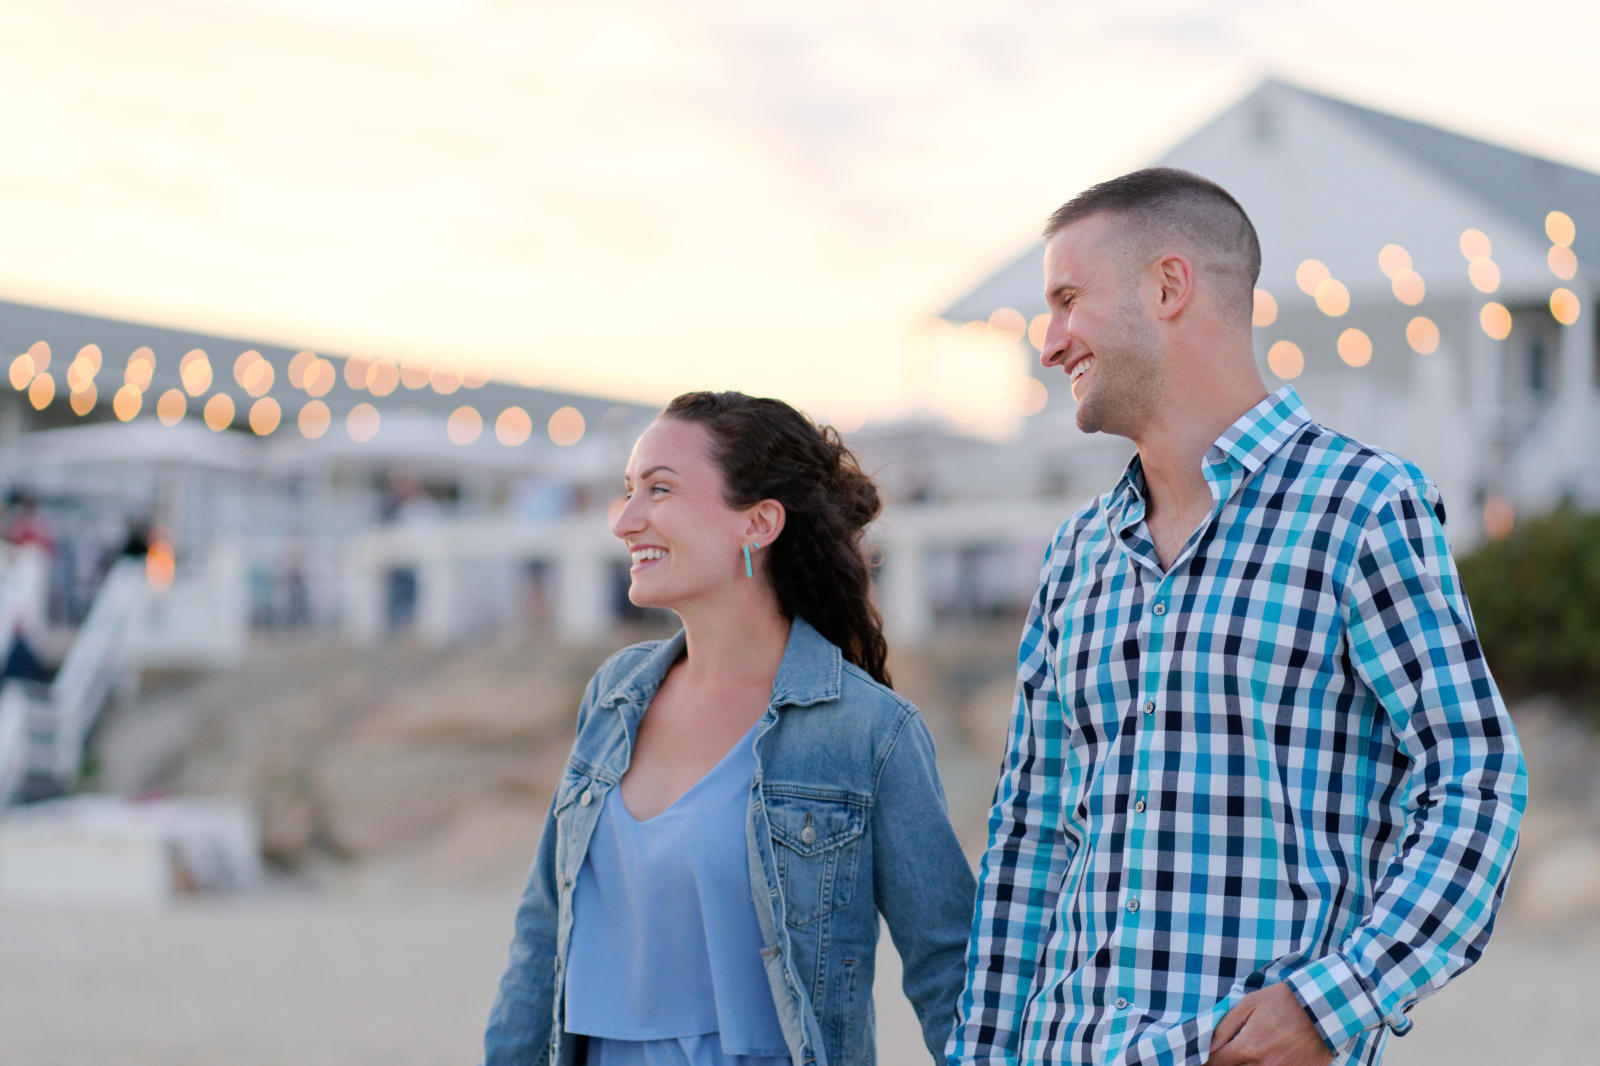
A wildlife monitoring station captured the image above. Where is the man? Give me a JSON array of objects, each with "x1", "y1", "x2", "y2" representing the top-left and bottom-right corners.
[{"x1": 946, "y1": 168, "x2": 1525, "y2": 1066}]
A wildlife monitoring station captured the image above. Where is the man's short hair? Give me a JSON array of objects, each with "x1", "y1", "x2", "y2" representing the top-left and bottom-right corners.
[{"x1": 1044, "y1": 167, "x2": 1261, "y2": 321}]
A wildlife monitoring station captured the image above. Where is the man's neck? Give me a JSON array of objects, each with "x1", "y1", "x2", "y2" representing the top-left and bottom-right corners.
[{"x1": 1131, "y1": 378, "x2": 1268, "y2": 560}]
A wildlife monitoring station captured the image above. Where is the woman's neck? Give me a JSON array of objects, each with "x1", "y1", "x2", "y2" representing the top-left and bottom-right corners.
[{"x1": 676, "y1": 598, "x2": 792, "y2": 689}]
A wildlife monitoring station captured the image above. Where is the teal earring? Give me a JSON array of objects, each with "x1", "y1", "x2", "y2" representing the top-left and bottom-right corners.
[{"x1": 743, "y1": 541, "x2": 762, "y2": 578}]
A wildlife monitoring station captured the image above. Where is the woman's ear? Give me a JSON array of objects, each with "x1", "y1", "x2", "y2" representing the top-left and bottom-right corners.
[{"x1": 744, "y1": 499, "x2": 785, "y2": 546}]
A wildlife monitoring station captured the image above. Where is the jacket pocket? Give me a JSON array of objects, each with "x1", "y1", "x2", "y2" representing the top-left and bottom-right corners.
[{"x1": 765, "y1": 787, "x2": 867, "y2": 928}]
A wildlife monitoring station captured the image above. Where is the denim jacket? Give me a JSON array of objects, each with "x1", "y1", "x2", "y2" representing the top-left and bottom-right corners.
[{"x1": 483, "y1": 617, "x2": 977, "y2": 1066}]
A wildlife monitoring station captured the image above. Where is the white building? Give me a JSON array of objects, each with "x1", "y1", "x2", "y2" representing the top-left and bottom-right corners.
[{"x1": 941, "y1": 79, "x2": 1599, "y2": 546}]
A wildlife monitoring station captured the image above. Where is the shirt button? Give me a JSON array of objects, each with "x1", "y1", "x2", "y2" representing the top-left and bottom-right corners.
[
  {"x1": 1143, "y1": 700, "x2": 1155, "y2": 715},
  {"x1": 580, "y1": 789, "x2": 593, "y2": 807},
  {"x1": 1127, "y1": 898, "x2": 1141, "y2": 913},
  {"x1": 1134, "y1": 798, "x2": 1146, "y2": 814},
  {"x1": 1115, "y1": 997, "x2": 1129, "y2": 1010},
  {"x1": 1152, "y1": 602, "x2": 1166, "y2": 616}
]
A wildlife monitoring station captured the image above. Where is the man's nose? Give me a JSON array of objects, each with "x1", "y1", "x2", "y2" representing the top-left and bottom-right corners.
[{"x1": 1040, "y1": 316, "x2": 1072, "y2": 367}]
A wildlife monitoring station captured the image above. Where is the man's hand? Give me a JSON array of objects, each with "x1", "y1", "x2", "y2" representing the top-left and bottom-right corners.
[{"x1": 1205, "y1": 983, "x2": 1335, "y2": 1066}]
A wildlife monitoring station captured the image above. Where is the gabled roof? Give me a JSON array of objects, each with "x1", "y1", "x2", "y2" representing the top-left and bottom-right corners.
[
  {"x1": 0, "y1": 297, "x2": 656, "y2": 432},
  {"x1": 940, "y1": 79, "x2": 1594, "y2": 323}
]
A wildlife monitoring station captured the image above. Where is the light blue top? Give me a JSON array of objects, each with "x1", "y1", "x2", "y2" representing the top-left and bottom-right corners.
[{"x1": 565, "y1": 720, "x2": 789, "y2": 1062}]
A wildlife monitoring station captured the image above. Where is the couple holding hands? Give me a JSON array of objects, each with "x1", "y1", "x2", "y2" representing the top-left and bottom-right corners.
[{"x1": 483, "y1": 169, "x2": 1526, "y2": 1066}]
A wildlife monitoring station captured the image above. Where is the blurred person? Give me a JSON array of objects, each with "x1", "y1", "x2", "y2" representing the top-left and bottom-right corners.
[
  {"x1": 484, "y1": 391, "x2": 976, "y2": 1066},
  {"x1": 947, "y1": 169, "x2": 1525, "y2": 1066}
]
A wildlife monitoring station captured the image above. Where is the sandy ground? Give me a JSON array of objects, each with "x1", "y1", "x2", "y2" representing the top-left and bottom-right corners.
[{"x1": 1, "y1": 880, "x2": 1593, "y2": 1066}]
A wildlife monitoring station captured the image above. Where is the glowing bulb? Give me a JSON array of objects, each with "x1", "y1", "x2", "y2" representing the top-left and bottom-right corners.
[
  {"x1": 1479, "y1": 302, "x2": 1512, "y2": 340},
  {"x1": 1028, "y1": 313, "x2": 1050, "y2": 351},
  {"x1": 347, "y1": 402, "x2": 380, "y2": 442},
  {"x1": 298, "y1": 400, "x2": 331, "y2": 438},
  {"x1": 8, "y1": 355, "x2": 33, "y2": 390},
  {"x1": 1267, "y1": 341, "x2": 1304, "y2": 380},
  {"x1": 248, "y1": 398, "x2": 281, "y2": 436},
  {"x1": 1392, "y1": 270, "x2": 1425, "y2": 306},
  {"x1": 203, "y1": 394, "x2": 235, "y2": 431},
  {"x1": 548, "y1": 405, "x2": 586, "y2": 446},
  {"x1": 26, "y1": 341, "x2": 50, "y2": 372},
  {"x1": 988, "y1": 307, "x2": 1027, "y2": 341},
  {"x1": 180, "y1": 355, "x2": 212, "y2": 396},
  {"x1": 1378, "y1": 244, "x2": 1411, "y2": 279},
  {"x1": 70, "y1": 386, "x2": 96, "y2": 416},
  {"x1": 1459, "y1": 229, "x2": 1492, "y2": 260},
  {"x1": 303, "y1": 359, "x2": 335, "y2": 397},
  {"x1": 28, "y1": 374, "x2": 55, "y2": 410},
  {"x1": 1547, "y1": 246, "x2": 1577, "y2": 281},
  {"x1": 113, "y1": 385, "x2": 142, "y2": 422},
  {"x1": 343, "y1": 357, "x2": 372, "y2": 390},
  {"x1": 242, "y1": 359, "x2": 274, "y2": 398},
  {"x1": 494, "y1": 406, "x2": 533, "y2": 446},
  {"x1": 233, "y1": 351, "x2": 262, "y2": 388},
  {"x1": 1337, "y1": 329, "x2": 1372, "y2": 367},
  {"x1": 1545, "y1": 211, "x2": 1575, "y2": 248},
  {"x1": 1313, "y1": 279, "x2": 1350, "y2": 317},
  {"x1": 1253, "y1": 289, "x2": 1277, "y2": 328},
  {"x1": 1295, "y1": 259, "x2": 1330, "y2": 296},
  {"x1": 287, "y1": 351, "x2": 317, "y2": 389},
  {"x1": 368, "y1": 360, "x2": 399, "y2": 396},
  {"x1": 447, "y1": 405, "x2": 483, "y2": 445},
  {"x1": 1406, "y1": 316, "x2": 1440, "y2": 354},
  {"x1": 431, "y1": 366, "x2": 463, "y2": 395},
  {"x1": 1550, "y1": 288, "x2": 1581, "y2": 326},
  {"x1": 400, "y1": 362, "x2": 431, "y2": 390},
  {"x1": 1467, "y1": 258, "x2": 1500, "y2": 294},
  {"x1": 156, "y1": 388, "x2": 186, "y2": 426},
  {"x1": 1019, "y1": 378, "x2": 1048, "y2": 416}
]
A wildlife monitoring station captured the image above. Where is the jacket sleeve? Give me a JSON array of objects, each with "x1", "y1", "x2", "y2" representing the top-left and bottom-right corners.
[
  {"x1": 482, "y1": 672, "x2": 604, "y2": 1066},
  {"x1": 1284, "y1": 479, "x2": 1526, "y2": 1051},
  {"x1": 945, "y1": 536, "x2": 1074, "y2": 1066},
  {"x1": 872, "y1": 705, "x2": 978, "y2": 1063}
]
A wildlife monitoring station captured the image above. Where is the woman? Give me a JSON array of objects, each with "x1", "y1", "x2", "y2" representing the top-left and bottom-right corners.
[{"x1": 483, "y1": 391, "x2": 975, "y2": 1066}]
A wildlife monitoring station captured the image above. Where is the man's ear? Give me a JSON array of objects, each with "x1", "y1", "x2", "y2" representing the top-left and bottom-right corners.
[
  {"x1": 1150, "y1": 253, "x2": 1196, "y2": 321},
  {"x1": 744, "y1": 499, "x2": 785, "y2": 546}
]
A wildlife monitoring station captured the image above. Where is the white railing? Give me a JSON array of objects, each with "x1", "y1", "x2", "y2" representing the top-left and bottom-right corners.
[
  {"x1": 0, "y1": 545, "x2": 47, "y2": 668},
  {"x1": 0, "y1": 686, "x2": 28, "y2": 806},
  {"x1": 33, "y1": 558, "x2": 149, "y2": 786}
]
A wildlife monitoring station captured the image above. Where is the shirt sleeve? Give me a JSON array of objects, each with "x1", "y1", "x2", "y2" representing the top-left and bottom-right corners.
[
  {"x1": 946, "y1": 535, "x2": 1076, "y2": 1066},
  {"x1": 1285, "y1": 478, "x2": 1527, "y2": 1051}
]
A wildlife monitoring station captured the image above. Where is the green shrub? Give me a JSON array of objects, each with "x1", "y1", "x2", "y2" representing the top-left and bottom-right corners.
[{"x1": 1456, "y1": 505, "x2": 1600, "y2": 724}]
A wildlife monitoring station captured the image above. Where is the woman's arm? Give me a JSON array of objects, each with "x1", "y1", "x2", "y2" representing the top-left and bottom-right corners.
[{"x1": 872, "y1": 707, "x2": 979, "y2": 1063}]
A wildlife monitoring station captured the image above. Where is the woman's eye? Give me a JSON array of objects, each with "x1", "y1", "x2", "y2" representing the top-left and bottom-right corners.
[{"x1": 649, "y1": 484, "x2": 669, "y2": 496}]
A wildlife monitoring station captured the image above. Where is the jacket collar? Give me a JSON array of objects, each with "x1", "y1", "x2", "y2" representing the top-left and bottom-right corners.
[{"x1": 597, "y1": 616, "x2": 843, "y2": 711}]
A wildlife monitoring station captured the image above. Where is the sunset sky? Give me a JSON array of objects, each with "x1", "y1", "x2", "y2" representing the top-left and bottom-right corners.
[{"x1": 2, "y1": 1, "x2": 1597, "y2": 435}]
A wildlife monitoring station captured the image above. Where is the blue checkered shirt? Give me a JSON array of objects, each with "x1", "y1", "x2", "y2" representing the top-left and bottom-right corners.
[{"x1": 947, "y1": 387, "x2": 1526, "y2": 1066}]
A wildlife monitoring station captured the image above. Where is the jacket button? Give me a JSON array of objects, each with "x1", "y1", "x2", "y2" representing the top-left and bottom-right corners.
[
  {"x1": 580, "y1": 788, "x2": 593, "y2": 807},
  {"x1": 801, "y1": 825, "x2": 817, "y2": 845}
]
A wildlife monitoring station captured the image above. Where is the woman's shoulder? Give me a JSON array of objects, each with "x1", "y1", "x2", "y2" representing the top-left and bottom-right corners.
[{"x1": 831, "y1": 659, "x2": 922, "y2": 735}]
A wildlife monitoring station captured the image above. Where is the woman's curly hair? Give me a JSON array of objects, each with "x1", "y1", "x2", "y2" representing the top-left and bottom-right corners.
[{"x1": 662, "y1": 391, "x2": 890, "y2": 686}]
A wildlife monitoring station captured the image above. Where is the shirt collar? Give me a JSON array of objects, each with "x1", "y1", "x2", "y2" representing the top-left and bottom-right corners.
[
  {"x1": 1204, "y1": 385, "x2": 1311, "y2": 479},
  {"x1": 1107, "y1": 385, "x2": 1311, "y2": 516},
  {"x1": 599, "y1": 615, "x2": 842, "y2": 711}
]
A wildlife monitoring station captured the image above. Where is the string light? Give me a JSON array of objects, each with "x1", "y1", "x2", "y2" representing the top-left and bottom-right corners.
[
  {"x1": 1267, "y1": 341, "x2": 1304, "y2": 379},
  {"x1": 1253, "y1": 289, "x2": 1277, "y2": 328}
]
